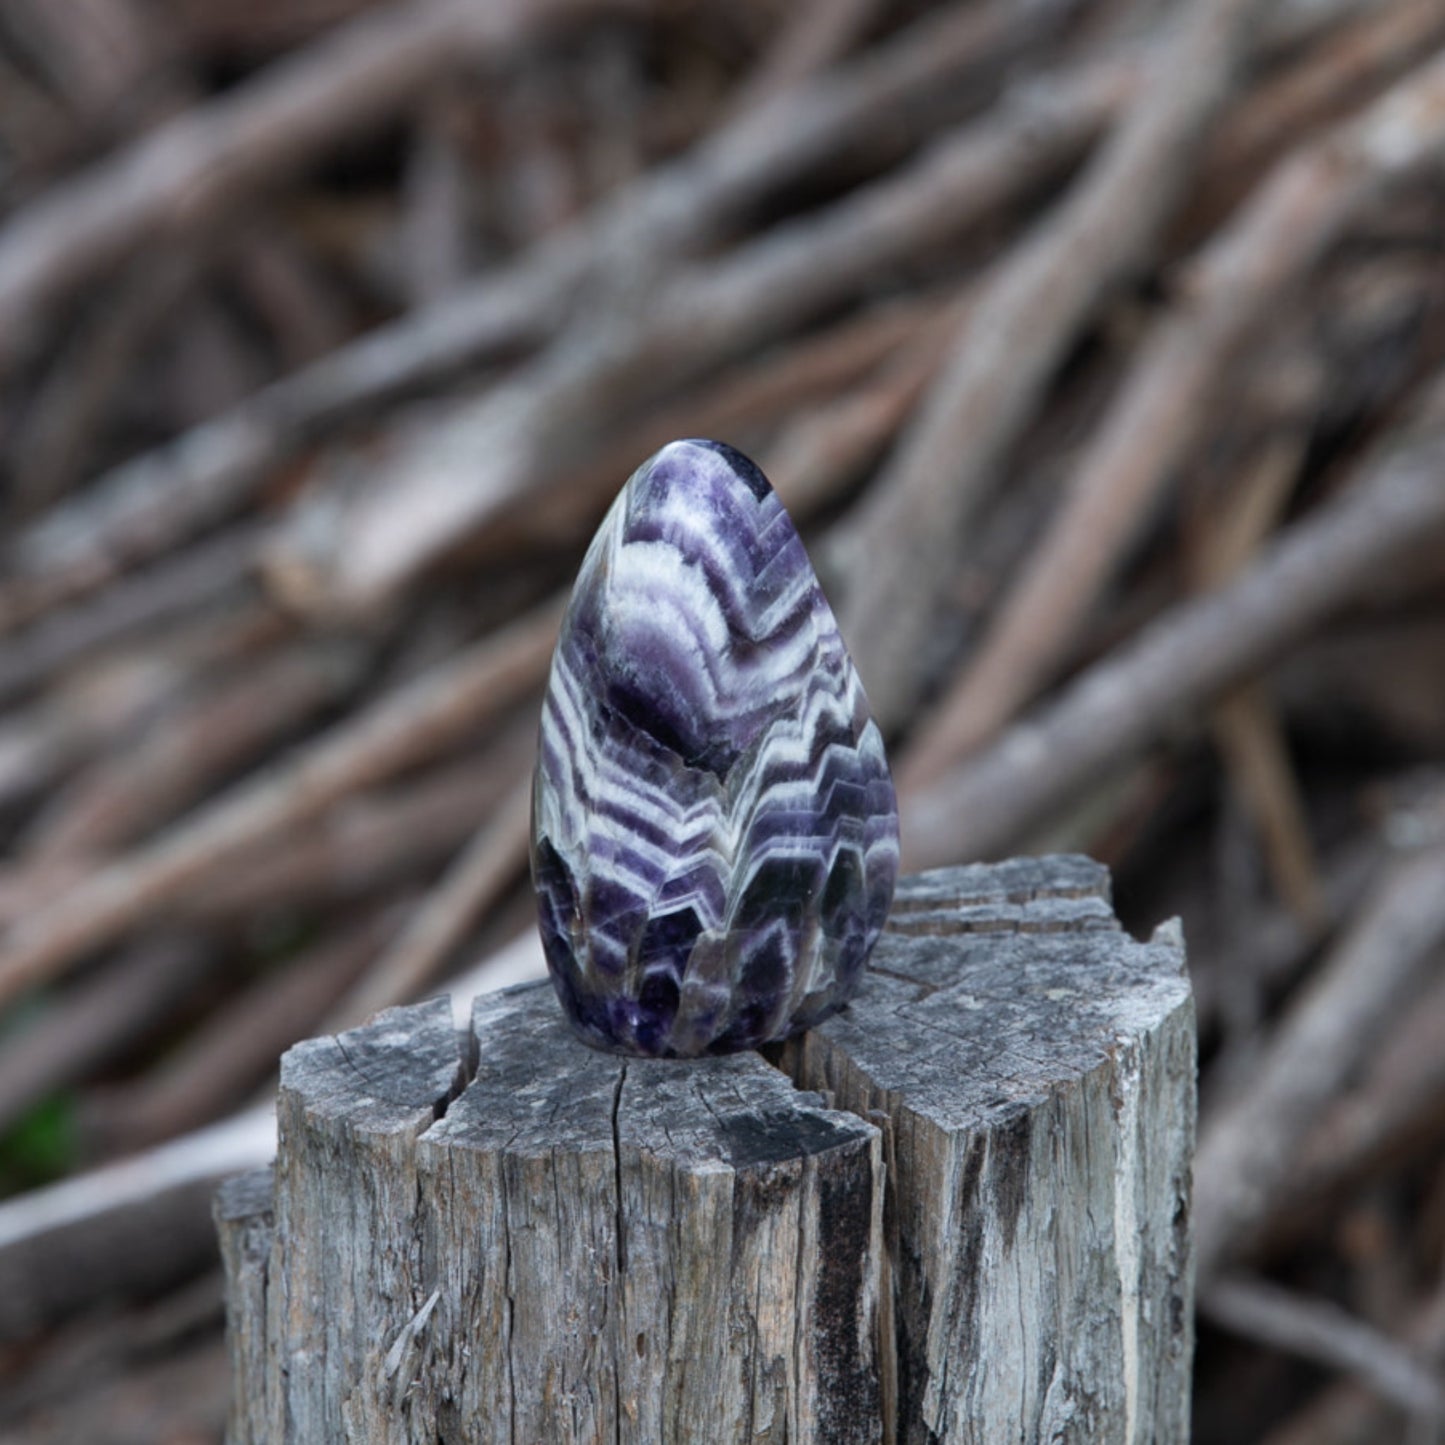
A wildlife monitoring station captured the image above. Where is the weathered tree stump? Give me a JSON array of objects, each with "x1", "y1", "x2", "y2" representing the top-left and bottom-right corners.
[{"x1": 217, "y1": 857, "x2": 1195, "y2": 1443}]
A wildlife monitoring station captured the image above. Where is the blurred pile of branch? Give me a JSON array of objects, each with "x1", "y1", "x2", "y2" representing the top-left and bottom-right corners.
[{"x1": 1, "y1": 0, "x2": 1445, "y2": 1439}]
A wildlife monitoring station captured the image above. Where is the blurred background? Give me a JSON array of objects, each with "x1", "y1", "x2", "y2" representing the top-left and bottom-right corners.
[{"x1": 0, "y1": 0, "x2": 1443, "y2": 1439}]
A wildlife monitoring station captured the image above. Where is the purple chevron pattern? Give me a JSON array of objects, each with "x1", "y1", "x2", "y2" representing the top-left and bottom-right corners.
[{"x1": 531, "y1": 439, "x2": 899, "y2": 1057}]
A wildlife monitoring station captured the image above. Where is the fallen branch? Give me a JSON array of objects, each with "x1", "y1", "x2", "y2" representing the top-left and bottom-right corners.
[
  {"x1": 88, "y1": 908, "x2": 399, "y2": 1154},
  {"x1": 1195, "y1": 0, "x2": 1445, "y2": 227},
  {"x1": 0, "y1": 1104, "x2": 274, "y2": 1340},
  {"x1": 901, "y1": 394, "x2": 1445, "y2": 870},
  {"x1": 0, "y1": 0, "x2": 613, "y2": 368},
  {"x1": 0, "y1": 525, "x2": 264, "y2": 702},
  {"x1": 0, "y1": 0, "x2": 1060, "y2": 630},
  {"x1": 1192, "y1": 835, "x2": 1445, "y2": 1283},
  {"x1": 325, "y1": 776, "x2": 531, "y2": 1029},
  {"x1": 0, "y1": 936, "x2": 207, "y2": 1137},
  {"x1": 900, "y1": 47, "x2": 1445, "y2": 781},
  {"x1": 494, "y1": 286, "x2": 967, "y2": 555},
  {"x1": 24, "y1": 639, "x2": 365, "y2": 860},
  {"x1": 0, "y1": 595, "x2": 561, "y2": 1012},
  {"x1": 0, "y1": 931, "x2": 545, "y2": 1340},
  {"x1": 1257, "y1": 960, "x2": 1445, "y2": 1249},
  {"x1": 264, "y1": 58, "x2": 1129, "y2": 613},
  {"x1": 1201, "y1": 1275, "x2": 1445, "y2": 1419},
  {"x1": 1257, "y1": 1279, "x2": 1445, "y2": 1445},
  {"x1": 832, "y1": 0, "x2": 1274, "y2": 731},
  {"x1": 180, "y1": 745, "x2": 535, "y2": 922}
]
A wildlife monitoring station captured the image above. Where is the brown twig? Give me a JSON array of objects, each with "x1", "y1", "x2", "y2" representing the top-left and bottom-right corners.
[
  {"x1": 87, "y1": 907, "x2": 400, "y2": 1154},
  {"x1": 832, "y1": 0, "x2": 1275, "y2": 733},
  {"x1": 899, "y1": 47, "x2": 1445, "y2": 781},
  {"x1": 1256, "y1": 1278, "x2": 1445, "y2": 1445},
  {"x1": 0, "y1": 0, "x2": 1070, "y2": 631},
  {"x1": 325, "y1": 776, "x2": 532, "y2": 1030},
  {"x1": 1201, "y1": 1274, "x2": 1445, "y2": 1419},
  {"x1": 0, "y1": 1104, "x2": 274, "y2": 1340},
  {"x1": 23, "y1": 640, "x2": 365, "y2": 861},
  {"x1": 1194, "y1": 430, "x2": 1324, "y2": 926},
  {"x1": 0, "y1": 0, "x2": 614, "y2": 368},
  {"x1": 901, "y1": 396, "x2": 1445, "y2": 870},
  {"x1": 182, "y1": 741, "x2": 537, "y2": 923},
  {"x1": 11, "y1": 252, "x2": 200, "y2": 510},
  {"x1": 763, "y1": 325, "x2": 959, "y2": 526},
  {"x1": 400, "y1": 89, "x2": 473, "y2": 306},
  {"x1": 0, "y1": 525, "x2": 265, "y2": 704},
  {"x1": 1192, "y1": 833, "x2": 1445, "y2": 1284},
  {"x1": 1196, "y1": 0, "x2": 1445, "y2": 227},
  {"x1": 0, "y1": 936, "x2": 208, "y2": 1137},
  {"x1": 497, "y1": 285, "x2": 969, "y2": 555},
  {"x1": 1190, "y1": 830, "x2": 1381, "y2": 1038},
  {"x1": 0, "y1": 594, "x2": 560, "y2": 1012},
  {"x1": 264, "y1": 59, "x2": 1130, "y2": 614},
  {"x1": 1257, "y1": 962, "x2": 1445, "y2": 1249},
  {"x1": 721, "y1": 0, "x2": 887, "y2": 121}
]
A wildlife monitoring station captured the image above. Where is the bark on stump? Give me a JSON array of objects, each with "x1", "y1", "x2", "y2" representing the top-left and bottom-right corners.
[{"x1": 217, "y1": 856, "x2": 1195, "y2": 1443}]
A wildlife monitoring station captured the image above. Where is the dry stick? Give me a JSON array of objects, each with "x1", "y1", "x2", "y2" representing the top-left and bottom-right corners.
[
  {"x1": 901, "y1": 410, "x2": 1445, "y2": 871},
  {"x1": 183, "y1": 741, "x2": 538, "y2": 922},
  {"x1": 12, "y1": 252, "x2": 201, "y2": 509},
  {"x1": 400, "y1": 90, "x2": 472, "y2": 308},
  {"x1": 162, "y1": 0, "x2": 387, "y2": 50},
  {"x1": 2, "y1": 0, "x2": 175, "y2": 133},
  {"x1": 1212, "y1": 692, "x2": 1324, "y2": 921},
  {"x1": 1190, "y1": 831, "x2": 1381, "y2": 1034},
  {"x1": 326, "y1": 776, "x2": 532, "y2": 1030},
  {"x1": 0, "y1": 594, "x2": 562, "y2": 1012},
  {"x1": 762, "y1": 310, "x2": 965, "y2": 522},
  {"x1": 900, "y1": 49, "x2": 1445, "y2": 783},
  {"x1": 1194, "y1": 0, "x2": 1445, "y2": 228},
  {"x1": 0, "y1": 638, "x2": 208, "y2": 815},
  {"x1": 721, "y1": 0, "x2": 887, "y2": 121},
  {"x1": 265, "y1": 62, "x2": 1131, "y2": 614},
  {"x1": 233, "y1": 229, "x2": 354, "y2": 371},
  {"x1": 23, "y1": 640, "x2": 366, "y2": 862},
  {"x1": 0, "y1": 936, "x2": 207, "y2": 1137},
  {"x1": 832, "y1": 0, "x2": 1273, "y2": 734},
  {"x1": 1200, "y1": 1275, "x2": 1445, "y2": 1419},
  {"x1": 0, "y1": 1101, "x2": 275, "y2": 1339},
  {"x1": 1191, "y1": 836, "x2": 1445, "y2": 1285},
  {"x1": 505, "y1": 286, "x2": 969, "y2": 554},
  {"x1": 0, "y1": 0, "x2": 1069, "y2": 632},
  {"x1": 0, "y1": 0, "x2": 613, "y2": 368},
  {"x1": 6, "y1": 0, "x2": 349, "y2": 505},
  {"x1": 0, "y1": 928, "x2": 548, "y2": 1341},
  {"x1": 1197, "y1": 432, "x2": 1324, "y2": 927},
  {"x1": 0, "y1": 524, "x2": 265, "y2": 707},
  {"x1": 1257, "y1": 1281, "x2": 1445, "y2": 1445},
  {"x1": 89, "y1": 907, "x2": 401, "y2": 1155},
  {"x1": 1257, "y1": 962, "x2": 1445, "y2": 1248}
]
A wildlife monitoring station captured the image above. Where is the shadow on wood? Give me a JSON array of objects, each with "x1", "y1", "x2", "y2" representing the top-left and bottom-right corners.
[{"x1": 217, "y1": 856, "x2": 1195, "y2": 1442}]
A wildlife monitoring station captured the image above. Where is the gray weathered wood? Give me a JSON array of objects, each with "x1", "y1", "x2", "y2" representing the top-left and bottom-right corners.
[
  {"x1": 218, "y1": 857, "x2": 1195, "y2": 1443},
  {"x1": 781, "y1": 859, "x2": 1196, "y2": 1443},
  {"x1": 213, "y1": 1167, "x2": 274, "y2": 1445}
]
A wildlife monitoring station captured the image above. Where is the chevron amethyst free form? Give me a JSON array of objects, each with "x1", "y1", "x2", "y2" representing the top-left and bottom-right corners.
[{"x1": 531, "y1": 439, "x2": 899, "y2": 1058}]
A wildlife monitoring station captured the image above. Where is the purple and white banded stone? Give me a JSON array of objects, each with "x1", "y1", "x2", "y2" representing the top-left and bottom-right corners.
[{"x1": 531, "y1": 439, "x2": 899, "y2": 1058}]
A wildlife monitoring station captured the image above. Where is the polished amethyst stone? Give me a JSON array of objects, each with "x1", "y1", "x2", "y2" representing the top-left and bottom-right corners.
[{"x1": 531, "y1": 439, "x2": 899, "y2": 1058}]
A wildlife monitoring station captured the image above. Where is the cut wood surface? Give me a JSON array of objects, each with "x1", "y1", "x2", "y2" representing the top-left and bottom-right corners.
[{"x1": 219, "y1": 856, "x2": 1195, "y2": 1443}]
